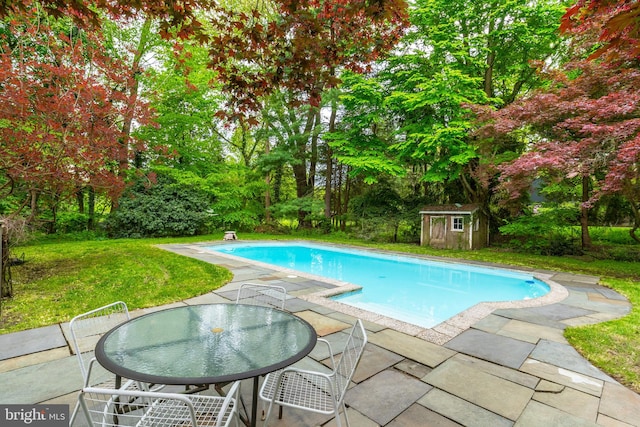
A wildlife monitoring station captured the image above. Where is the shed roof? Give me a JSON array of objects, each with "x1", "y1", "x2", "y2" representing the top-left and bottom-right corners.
[{"x1": 419, "y1": 204, "x2": 479, "y2": 215}]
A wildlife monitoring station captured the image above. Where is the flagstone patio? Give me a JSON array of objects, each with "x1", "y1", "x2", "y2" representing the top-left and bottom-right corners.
[{"x1": 1, "y1": 242, "x2": 639, "y2": 426}]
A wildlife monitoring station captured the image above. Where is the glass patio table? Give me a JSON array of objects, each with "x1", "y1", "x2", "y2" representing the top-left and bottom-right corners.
[{"x1": 95, "y1": 303, "x2": 317, "y2": 427}]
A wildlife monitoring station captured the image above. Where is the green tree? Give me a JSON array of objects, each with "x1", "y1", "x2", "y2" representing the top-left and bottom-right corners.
[
  {"x1": 328, "y1": 72, "x2": 405, "y2": 184},
  {"x1": 207, "y1": 163, "x2": 265, "y2": 231},
  {"x1": 135, "y1": 39, "x2": 225, "y2": 175},
  {"x1": 395, "y1": 0, "x2": 567, "y2": 186},
  {"x1": 331, "y1": 0, "x2": 567, "y2": 233},
  {"x1": 257, "y1": 91, "x2": 323, "y2": 228}
]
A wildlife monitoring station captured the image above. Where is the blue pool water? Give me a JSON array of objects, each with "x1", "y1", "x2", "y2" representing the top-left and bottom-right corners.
[{"x1": 207, "y1": 242, "x2": 550, "y2": 328}]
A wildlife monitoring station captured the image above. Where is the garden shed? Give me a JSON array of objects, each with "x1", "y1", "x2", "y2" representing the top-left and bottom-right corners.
[{"x1": 419, "y1": 204, "x2": 488, "y2": 250}]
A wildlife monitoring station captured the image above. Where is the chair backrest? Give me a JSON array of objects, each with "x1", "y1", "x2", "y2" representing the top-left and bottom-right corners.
[
  {"x1": 69, "y1": 301, "x2": 130, "y2": 381},
  {"x1": 235, "y1": 283, "x2": 287, "y2": 309},
  {"x1": 78, "y1": 381, "x2": 240, "y2": 427},
  {"x1": 332, "y1": 319, "x2": 368, "y2": 401}
]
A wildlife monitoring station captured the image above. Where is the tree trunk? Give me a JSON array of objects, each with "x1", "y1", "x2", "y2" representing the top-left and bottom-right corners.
[
  {"x1": 293, "y1": 162, "x2": 311, "y2": 227},
  {"x1": 273, "y1": 166, "x2": 283, "y2": 204},
  {"x1": 627, "y1": 199, "x2": 640, "y2": 243},
  {"x1": 340, "y1": 166, "x2": 352, "y2": 231},
  {"x1": 336, "y1": 165, "x2": 343, "y2": 229},
  {"x1": 325, "y1": 95, "x2": 337, "y2": 219},
  {"x1": 483, "y1": 18, "x2": 497, "y2": 98},
  {"x1": 293, "y1": 107, "x2": 318, "y2": 228},
  {"x1": 484, "y1": 51, "x2": 495, "y2": 98},
  {"x1": 308, "y1": 109, "x2": 320, "y2": 191},
  {"x1": 88, "y1": 186, "x2": 96, "y2": 231},
  {"x1": 26, "y1": 190, "x2": 38, "y2": 224},
  {"x1": 121, "y1": 19, "x2": 152, "y2": 169},
  {"x1": 581, "y1": 175, "x2": 593, "y2": 249},
  {"x1": 264, "y1": 139, "x2": 272, "y2": 224},
  {"x1": 76, "y1": 187, "x2": 85, "y2": 214},
  {"x1": 47, "y1": 193, "x2": 59, "y2": 234},
  {"x1": 0, "y1": 221, "x2": 11, "y2": 300}
]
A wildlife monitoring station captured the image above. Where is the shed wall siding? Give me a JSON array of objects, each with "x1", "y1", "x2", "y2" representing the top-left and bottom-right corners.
[{"x1": 420, "y1": 212, "x2": 487, "y2": 250}]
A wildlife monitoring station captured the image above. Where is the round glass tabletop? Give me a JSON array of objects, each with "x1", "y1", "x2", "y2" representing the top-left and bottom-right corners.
[{"x1": 95, "y1": 304, "x2": 317, "y2": 385}]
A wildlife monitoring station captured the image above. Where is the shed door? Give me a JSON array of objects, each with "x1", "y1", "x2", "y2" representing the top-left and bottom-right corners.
[{"x1": 430, "y1": 216, "x2": 446, "y2": 242}]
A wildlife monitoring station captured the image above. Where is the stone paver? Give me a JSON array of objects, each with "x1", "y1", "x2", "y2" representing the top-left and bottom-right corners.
[
  {"x1": 0, "y1": 355, "x2": 82, "y2": 404},
  {"x1": 598, "y1": 382, "x2": 640, "y2": 426},
  {"x1": 529, "y1": 340, "x2": 615, "y2": 382},
  {"x1": 498, "y1": 319, "x2": 567, "y2": 344},
  {"x1": 520, "y1": 359, "x2": 604, "y2": 396},
  {"x1": 295, "y1": 310, "x2": 351, "y2": 336},
  {"x1": 419, "y1": 389, "x2": 513, "y2": 427},
  {"x1": 0, "y1": 347, "x2": 70, "y2": 374},
  {"x1": 518, "y1": 303, "x2": 597, "y2": 321},
  {"x1": 450, "y1": 354, "x2": 539, "y2": 389},
  {"x1": 393, "y1": 359, "x2": 432, "y2": 379},
  {"x1": 323, "y1": 408, "x2": 379, "y2": 427},
  {"x1": 533, "y1": 386, "x2": 600, "y2": 422},
  {"x1": 368, "y1": 329, "x2": 456, "y2": 368},
  {"x1": 351, "y1": 343, "x2": 404, "y2": 383},
  {"x1": 472, "y1": 313, "x2": 511, "y2": 333},
  {"x1": 424, "y1": 357, "x2": 534, "y2": 421},
  {"x1": 0, "y1": 325, "x2": 67, "y2": 360},
  {"x1": 515, "y1": 401, "x2": 600, "y2": 427},
  {"x1": 444, "y1": 329, "x2": 535, "y2": 369},
  {"x1": 347, "y1": 369, "x2": 432, "y2": 426},
  {"x1": 387, "y1": 403, "x2": 462, "y2": 427}
]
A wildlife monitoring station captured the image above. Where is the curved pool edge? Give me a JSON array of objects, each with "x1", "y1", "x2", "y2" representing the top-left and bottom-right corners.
[
  {"x1": 298, "y1": 273, "x2": 568, "y2": 345},
  {"x1": 192, "y1": 240, "x2": 570, "y2": 345}
]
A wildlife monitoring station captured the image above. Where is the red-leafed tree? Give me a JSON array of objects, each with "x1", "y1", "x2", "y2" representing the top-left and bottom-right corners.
[
  {"x1": 0, "y1": 0, "x2": 208, "y2": 39},
  {"x1": 561, "y1": 0, "x2": 640, "y2": 59},
  {"x1": 208, "y1": 0, "x2": 409, "y2": 116},
  {"x1": 474, "y1": 57, "x2": 640, "y2": 244},
  {"x1": 0, "y1": 7, "x2": 151, "y2": 227},
  {"x1": 2, "y1": 0, "x2": 409, "y2": 116},
  {"x1": 473, "y1": 0, "x2": 640, "y2": 245}
]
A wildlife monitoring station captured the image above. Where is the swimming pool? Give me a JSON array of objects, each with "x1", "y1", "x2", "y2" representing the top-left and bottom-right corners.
[{"x1": 207, "y1": 242, "x2": 550, "y2": 329}]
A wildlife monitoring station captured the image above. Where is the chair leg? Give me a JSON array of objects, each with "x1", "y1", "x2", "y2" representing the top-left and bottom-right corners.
[
  {"x1": 264, "y1": 393, "x2": 285, "y2": 427},
  {"x1": 334, "y1": 405, "x2": 342, "y2": 427},
  {"x1": 341, "y1": 400, "x2": 351, "y2": 427},
  {"x1": 68, "y1": 400, "x2": 80, "y2": 427},
  {"x1": 238, "y1": 395, "x2": 250, "y2": 427},
  {"x1": 263, "y1": 400, "x2": 274, "y2": 427}
]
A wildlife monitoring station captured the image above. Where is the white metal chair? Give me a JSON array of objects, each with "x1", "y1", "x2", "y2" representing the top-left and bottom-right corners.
[
  {"x1": 68, "y1": 302, "x2": 162, "y2": 426},
  {"x1": 259, "y1": 319, "x2": 368, "y2": 427},
  {"x1": 230, "y1": 283, "x2": 288, "y2": 421},
  {"x1": 235, "y1": 283, "x2": 287, "y2": 309},
  {"x1": 69, "y1": 301, "x2": 132, "y2": 384},
  {"x1": 78, "y1": 381, "x2": 241, "y2": 427}
]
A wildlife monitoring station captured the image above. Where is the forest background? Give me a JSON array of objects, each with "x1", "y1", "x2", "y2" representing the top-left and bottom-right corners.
[
  {"x1": 0, "y1": 0, "x2": 639, "y2": 261},
  {"x1": 0, "y1": 0, "x2": 639, "y2": 392}
]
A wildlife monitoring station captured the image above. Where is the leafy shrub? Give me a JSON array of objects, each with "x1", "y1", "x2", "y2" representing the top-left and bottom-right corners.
[
  {"x1": 589, "y1": 246, "x2": 640, "y2": 262},
  {"x1": 55, "y1": 212, "x2": 91, "y2": 233},
  {"x1": 106, "y1": 170, "x2": 212, "y2": 238},
  {"x1": 499, "y1": 206, "x2": 582, "y2": 255},
  {"x1": 589, "y1": 226, "x2": 638, "y2": 245}
]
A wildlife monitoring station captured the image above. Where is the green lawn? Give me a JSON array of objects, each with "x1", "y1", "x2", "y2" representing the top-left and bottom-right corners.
[
  {"x1": 0, "y1": 236, "x2": 232, "y2": 332},
  {"x1": 1, "y1": 232, "x2": 638, "y2": 392}
]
